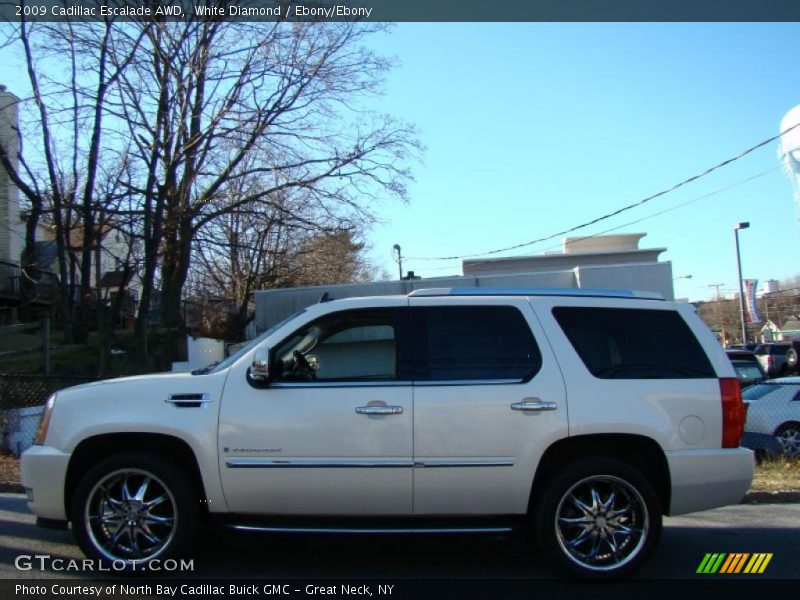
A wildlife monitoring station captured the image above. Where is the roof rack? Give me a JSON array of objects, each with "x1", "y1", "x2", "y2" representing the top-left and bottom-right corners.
[{"x1": 407, "y1": 287, "x2": 665, "y2": 300}]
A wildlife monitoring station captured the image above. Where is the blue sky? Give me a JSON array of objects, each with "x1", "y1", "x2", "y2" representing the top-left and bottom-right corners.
[
  {"x1": 2, "y1": 23, "x2": 799, "y2": 302},
  {"x1": 365, "y1": 23, "x2": 800, "y2": 301}
]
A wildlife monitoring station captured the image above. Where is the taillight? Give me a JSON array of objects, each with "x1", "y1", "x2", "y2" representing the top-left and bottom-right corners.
[{"x1": 720, "y1": 377, "x2": 745, "y2": 448}]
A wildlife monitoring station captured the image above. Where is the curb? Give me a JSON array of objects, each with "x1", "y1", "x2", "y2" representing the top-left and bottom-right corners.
[
  {"x1": 741, "y1": 490, "x2": 800, "y2": 504},
  {"x1": 2, "y1": 483, "x2": 800, "y2": 503}
]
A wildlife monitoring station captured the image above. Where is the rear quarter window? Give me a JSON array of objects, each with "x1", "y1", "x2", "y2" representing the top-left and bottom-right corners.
[{"x1": 552, "y1": 307, "x2": 715, "y2": 379}]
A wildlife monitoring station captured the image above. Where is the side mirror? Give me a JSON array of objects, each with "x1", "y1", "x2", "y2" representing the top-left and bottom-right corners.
[{"x1": 250, "y1": 347, "x2": 270, "y2": 382}]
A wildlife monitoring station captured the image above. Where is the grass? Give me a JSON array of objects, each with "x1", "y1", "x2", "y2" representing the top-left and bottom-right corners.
[{"x1": 751, "y1": 457, "x2": 800, "y2": 493}]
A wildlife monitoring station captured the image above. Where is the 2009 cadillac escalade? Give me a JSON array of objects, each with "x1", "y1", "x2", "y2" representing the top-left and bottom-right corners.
[{"x1": 22, "y1": 287, "x2": 754, "y2": 578}]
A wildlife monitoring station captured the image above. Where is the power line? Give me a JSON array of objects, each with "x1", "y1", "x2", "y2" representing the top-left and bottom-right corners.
[
  {"x1": 407, "y1": 123, "x2": 800, "y2": 261},
  {"x1": 404, "y1": 165, "x2": 781, "y2": 269},
  {"x1": 532, "y1": 166, "x2": 781, "y2": 255}
]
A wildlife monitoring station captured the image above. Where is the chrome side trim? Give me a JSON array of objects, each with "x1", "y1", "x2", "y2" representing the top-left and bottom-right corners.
[
  {"x1": 414, "y1": 460, "x2": 514, "y2": 468},
  {"x1": 413, "y1": 379, "x2": 522, "y2": 387},
  {"x1": 270, "y1": 381, "x2": 411, "y2": 389},
  {"x1": 226, "y1": 459, "x2": 514, "y2": 469},
  {"x1": 226, "y1": 459, "x2": 414, "y2": 469},
  {"x1": 228, "y1": 525, "x2": 513, "y2": 535}
]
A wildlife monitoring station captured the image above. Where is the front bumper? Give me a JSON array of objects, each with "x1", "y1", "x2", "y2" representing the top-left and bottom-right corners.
[
  {"x1": 20, "y1": 445, "x2": 71, "y2": 521},
  {"x1": 666, "y1": 447, "x2": 754, "y2": 516}
]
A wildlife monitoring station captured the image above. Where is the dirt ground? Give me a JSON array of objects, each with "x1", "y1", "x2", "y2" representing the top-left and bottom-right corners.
[{"x1": 0, "y1": 453, "x2": 20, "y2": 487}]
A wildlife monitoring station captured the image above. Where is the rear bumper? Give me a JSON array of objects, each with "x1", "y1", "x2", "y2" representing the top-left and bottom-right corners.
[
  {"x1": 20, "y1": 445, "x2": 70, "y2": 521},
  {"x1": 666, "y1": 447, "x2": 754, "y2": 516}
]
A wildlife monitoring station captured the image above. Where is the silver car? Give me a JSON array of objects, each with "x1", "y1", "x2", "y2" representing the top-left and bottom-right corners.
[{"x1": 743, "y1": 378, "x2": 800, "y2": 457}]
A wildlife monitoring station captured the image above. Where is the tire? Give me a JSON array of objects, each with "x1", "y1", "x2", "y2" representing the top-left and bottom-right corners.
[
  {"x1": 775, "y1": 423, "x2": 800, "y2": 459},
  {"x1": 70, "y1": 452, "x2": 199, "y2": 570},
  {"x1": 532, "y1": 457, "x2": 662, "y2": 579}
]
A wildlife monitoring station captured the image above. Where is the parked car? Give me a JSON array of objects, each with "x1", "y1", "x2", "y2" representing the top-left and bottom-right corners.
[
  {"x1": 741, "y1": 432, "x2": 783, "y2": 462},
  {"x1": 725, "y1": 349, "x2": 768, "y2": 389},
  {"x1": 742, "y1": 377, "x2": 800, "y2": 458},
  {"x1": 21, "y1": 287, "x2": 753, "y2": 579},
  {"x1": 753, "y1": 343, "x2": 792, "y2": 377}
]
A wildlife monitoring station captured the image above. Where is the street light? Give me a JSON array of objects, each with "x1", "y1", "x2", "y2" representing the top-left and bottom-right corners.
[
  {"x1": 673, "y1": 274, "x2": 693, "y2": 281},
  {"x1": 734, "y1": 222, "x2": 750, "y2": 344},
  {"x1": 392, "y1": 244, "x2": 403, "y2": 280}
]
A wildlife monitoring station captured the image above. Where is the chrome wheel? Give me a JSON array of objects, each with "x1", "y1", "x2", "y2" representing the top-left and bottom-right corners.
[
  {"x1": 84, "y1": 468, "x2": 177, "y2": 563},
  {"x1": 555, "y1": 475, "x2": 649, "y2": 572},
  {"x1": 777, "y1": 427, "x2": 800, "y2": 458}
]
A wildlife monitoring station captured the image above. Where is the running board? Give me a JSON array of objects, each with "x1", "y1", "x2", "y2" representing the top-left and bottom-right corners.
[{"x1": 226, "y1": 524, "x2": 513, "y2": 535}]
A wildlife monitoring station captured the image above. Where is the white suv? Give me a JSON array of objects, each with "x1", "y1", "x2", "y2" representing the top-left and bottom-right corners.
[{"x1": 22, "y1": 288, "x2": 753, "y2": 578}]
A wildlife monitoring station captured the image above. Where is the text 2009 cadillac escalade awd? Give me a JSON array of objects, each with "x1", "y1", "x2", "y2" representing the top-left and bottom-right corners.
[{"x1": 22, "y1": 288, "x2": 754, "y2": 578}]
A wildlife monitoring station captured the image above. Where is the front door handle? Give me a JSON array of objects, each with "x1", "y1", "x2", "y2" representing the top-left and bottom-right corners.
[
  {"x1": 511, "y1": 399, "x2": 558, "y2": 412},
  {"x1": 356, "y1": 405, "x2": 403, "y2": 416}
]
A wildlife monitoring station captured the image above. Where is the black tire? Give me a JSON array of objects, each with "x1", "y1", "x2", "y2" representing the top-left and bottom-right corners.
[
  {"x1": 71, "y1": 452, "x2": 199, "y2": 571},
  {"x1": 532, "y1": 457, "x2": 662, "y2": 579}
]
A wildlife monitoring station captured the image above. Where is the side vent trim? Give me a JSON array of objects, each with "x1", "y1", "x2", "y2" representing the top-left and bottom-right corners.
[{"x1": 165, "y1": 393, "x2": 211, "y2": 408}]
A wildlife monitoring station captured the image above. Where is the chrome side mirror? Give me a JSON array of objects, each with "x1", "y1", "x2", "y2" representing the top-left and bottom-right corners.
[{"x1": 250, "y1": 347, "x2": 270, "y2": 382}]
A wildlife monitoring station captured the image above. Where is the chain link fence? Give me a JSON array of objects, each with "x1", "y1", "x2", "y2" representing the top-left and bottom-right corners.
[{"x1": 0, "y1": 374, "x2": 96, "y2": 457}]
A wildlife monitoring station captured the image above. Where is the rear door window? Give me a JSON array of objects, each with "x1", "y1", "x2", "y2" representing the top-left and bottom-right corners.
[
  {"x1": 552, "y1": 307, "x2": 715, "y2": 379},
  {"x1": 410, "y1": 306, "x2": 542, "y2": 382}
]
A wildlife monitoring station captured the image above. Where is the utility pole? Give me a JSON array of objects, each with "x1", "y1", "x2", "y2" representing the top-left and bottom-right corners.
[
  {"x1": 734, "y1": 222, "x2": 750, "y2": 345},
  {"x1": 709, "y1": 283, "x2": 725, "y2": 300}
]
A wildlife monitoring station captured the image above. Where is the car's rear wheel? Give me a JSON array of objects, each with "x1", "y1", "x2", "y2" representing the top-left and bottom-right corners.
[
  {"x1": 71, "y1": 452, "x2": 199, "y2": 570},
  {"x1": 533, "y1": 457, "x2": 662, "y2": 579},
  {"x1": 775, "y1": 423, "x2": 800, "y2": 458}
]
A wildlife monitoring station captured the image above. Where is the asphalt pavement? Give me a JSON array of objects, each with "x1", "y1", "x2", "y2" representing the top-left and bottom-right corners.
[{"x1": 1, "y1": 493, "x2": 798, "y2": 580}]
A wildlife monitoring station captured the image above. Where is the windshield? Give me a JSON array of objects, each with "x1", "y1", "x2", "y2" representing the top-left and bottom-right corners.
[{"x1": 195, "y1": 309, "x2": 308, "y2": 375}]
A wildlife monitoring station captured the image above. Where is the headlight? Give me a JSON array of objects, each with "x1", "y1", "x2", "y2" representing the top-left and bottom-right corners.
[{"x1": 35, "y1": 394, "x2": 56, "y2": 445}]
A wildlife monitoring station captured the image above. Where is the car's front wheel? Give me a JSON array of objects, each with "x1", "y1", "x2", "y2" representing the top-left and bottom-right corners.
[
  {"x1": 71, "y1": 452, "x2": 199, "y2": 570},
  {"x1": 533, "y1": 457, "x2": 662, "y2": 579}
]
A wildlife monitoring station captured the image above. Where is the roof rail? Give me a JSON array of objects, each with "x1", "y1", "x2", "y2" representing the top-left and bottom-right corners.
[{"x1": 407, "y1": 287, "x2": 665, "y2": 300}]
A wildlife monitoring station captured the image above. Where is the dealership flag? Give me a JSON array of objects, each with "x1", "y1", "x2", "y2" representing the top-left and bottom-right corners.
[{"x1": 744, "y1": 279, "x2": 761, "y2": 324}]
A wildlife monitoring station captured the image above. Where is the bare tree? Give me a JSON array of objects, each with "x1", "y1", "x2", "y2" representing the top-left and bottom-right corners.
[
  {"x1": 191, "y1": 179, "x2": 375, "y2": 340},
  {"x1": 0, "y1": 20, "x2": 146, "y2": 342},
  {"x1": 108, "y1": 20, "x2": 418, "y2": 367}
]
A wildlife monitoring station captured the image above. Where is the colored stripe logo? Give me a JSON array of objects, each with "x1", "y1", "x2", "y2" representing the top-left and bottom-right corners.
[{"x1": 696, "y1": 553, "x2": 772, "y2": 574}]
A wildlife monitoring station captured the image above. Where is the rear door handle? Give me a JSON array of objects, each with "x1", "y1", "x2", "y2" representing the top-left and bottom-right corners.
[
  {"x1": 511, "y1": 399, "x2": 558, "y2": 412},
  {"x1": 356, "y1": 405, "x2": 403, "y2": 416}
]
